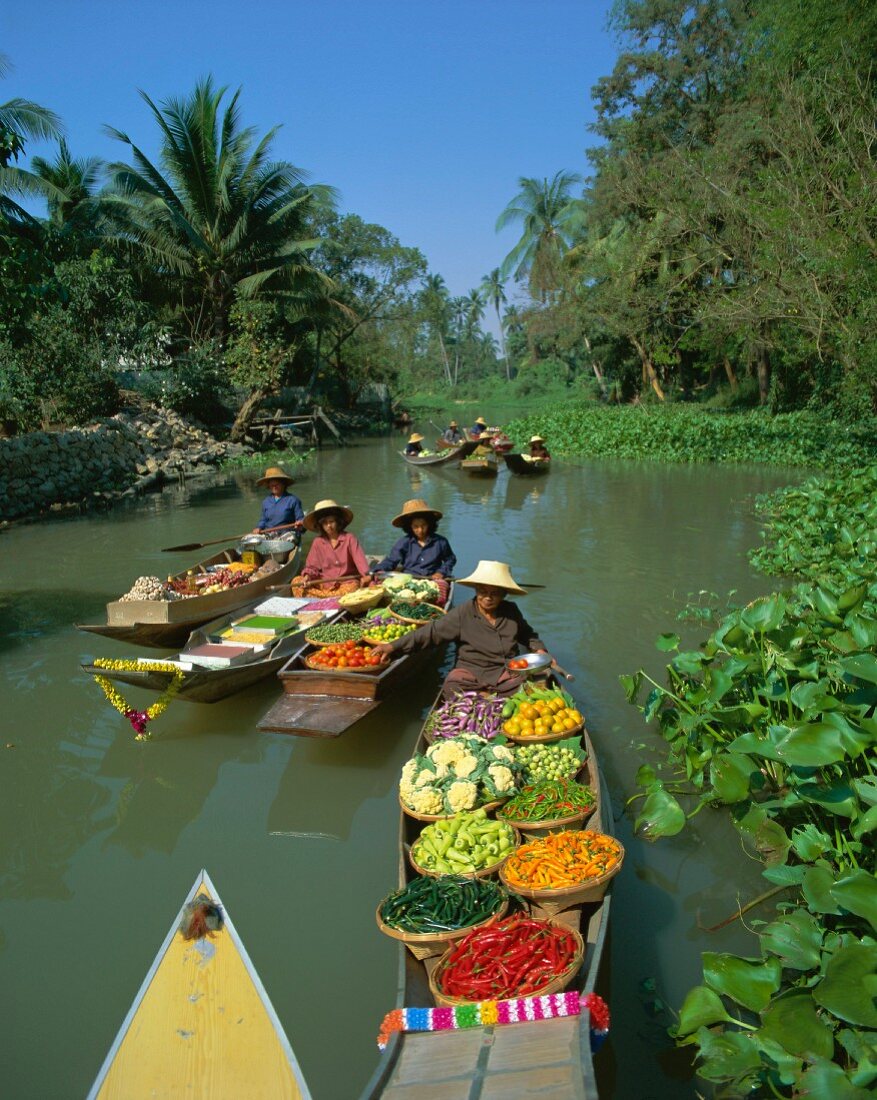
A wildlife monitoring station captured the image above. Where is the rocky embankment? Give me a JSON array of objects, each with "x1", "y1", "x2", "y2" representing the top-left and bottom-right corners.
[{"x1": 0, "y1": 406, "x2": 250, "y2": 523}]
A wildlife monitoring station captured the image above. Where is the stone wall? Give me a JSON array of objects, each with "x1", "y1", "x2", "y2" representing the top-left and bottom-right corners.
[{"x1": 0, "y1": 408, "x2": 244, "y2": 521}]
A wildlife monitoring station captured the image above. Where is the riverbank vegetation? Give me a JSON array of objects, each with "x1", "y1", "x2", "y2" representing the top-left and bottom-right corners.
[{"x1": 624, "y1": 468, "x2": 877, "y2": 1094}]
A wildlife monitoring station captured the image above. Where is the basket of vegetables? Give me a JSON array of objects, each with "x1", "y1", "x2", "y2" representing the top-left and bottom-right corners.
[
  {"x1": 513, "y1": 740, "x2": 586, "y2": 785},
  {"x1": 376, "y1": 875, "x2": 508, "y2": 957},
  {"x1": 499, "y1": 829, "x2": 624, "y2": 907},
  {"x1": 408, "y1": 809, "x2": 519, "y2": 879},
  {"x1": 380, "y1": 573, "x2": 440, "y2": 605},
  {"x1": 362, "y1": 619, "x2": 418, "y2": 645},
  {"x1": 500, "y1": 684, "x2": 584, "y2": 743},
  {"x1": 422, "y1": 693, "x2": 507, "y2": 742},
  {"x1": 389, "y1": 601, "x2": 446, "y2": 624},
  {"x1": 304, "y1": 641, "x2": 390, "y2": 672},
  {"x1": 429, "y1": 913, "x2": 584, "y2": 1006},
  {"x1": 497, "y1": 778, "x2": 597, "y2": 837},
  {"x1": 399, "y1": 736, "x2": 517, "y2": 819},
  {"x1": 304, "y1": 621, "x2": 365, "y2": 646},
  {"x1": 337, "y1": 586, "x2": 386, "y2": 614}
]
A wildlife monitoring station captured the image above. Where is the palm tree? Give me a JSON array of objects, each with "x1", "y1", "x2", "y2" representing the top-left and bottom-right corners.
[
  {"x1": 480, "y1": 267, "x2": 511, "y2": 380},
  {"x1": 420, "y1": 272, "x2": 452, "y2": 384},
  {"x1": 495, "y1": 170, "x2": 583, "y2": 299},
  {"x1": 0, "y1": 53, "x2": 64, "y2": 224},
  {"x1": 103, "y1": 76, "x2": 333, "y2": 343},
  {"x1": 31, "y1": 139, "x2": 103, "y2": 240}
]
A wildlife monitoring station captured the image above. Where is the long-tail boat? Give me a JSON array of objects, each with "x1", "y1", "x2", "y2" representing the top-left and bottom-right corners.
[
  {"x1": 399, "y1": 441, "x2": 477, "y2": 466},
  {"x1": 360, "y1": 684, "x2": 613, "y2": 1099},
  {"x1": 87, "y1": 869, "x2": 312, "y2": 1100},
  {"x1": 504, "y1": 452, "x2": 551, "y2": 476},
  {"x1": 77, "y1": 545, "x2": 300, "y2": 649}
]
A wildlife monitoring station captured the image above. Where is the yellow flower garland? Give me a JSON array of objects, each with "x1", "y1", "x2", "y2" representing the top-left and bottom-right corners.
[{"x1": 92, "y1": 659, "x2": 185, "y2": 740}]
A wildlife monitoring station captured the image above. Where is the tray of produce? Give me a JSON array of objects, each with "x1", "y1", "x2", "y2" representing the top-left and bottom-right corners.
[
  {"x1": 513, "y1": 739, "x2": 586, "y2": 785},
  {"x1": 497, "y1": 778, "x2": 596, "y2": 834},
  {"x1": 290, "y1": 577, "x2": 359, "y2": 599},
  {"x1": 429, "y1": 913, "x2": 584, "y2": 1005},
  {"x1": 506, "y1": 652, "x2": 553, "y2": 677},
  {"x1": 399, "y1": 735, "x2": 517, "y2": 819},
  {"x1": 423, "y1": 692, "x2": 507, "y2": 741},
  {"x1": 376, "y1": 875, "x2": 508, "y2": 946},
  {"x1": 499, "y1": 829, "x2": 624, "y2": 904},
  {"x1": 388, "y1": 601, "x2": 446, "y2": 624},
  {"x1": 362, "y1": 620, "x2": 418, "y2": 645},
  {"x1": 337, "y1": 587, "x2": 385, "y2": 613},
  {"x1": 380, "y1": 573, "x2": 441, "y2": 605},
  {"x1": 304, "y1": 621, "x2": 365, "y2": 646},
  {"x1": 408, "y1": 809, "x2": 519, "y2": 878},
  {"x1": 500, "y1": 684, "x2": 584, "y2": 742},
  {"x1": 304, "y1": 641, "x2": 389, "y2": 672}
]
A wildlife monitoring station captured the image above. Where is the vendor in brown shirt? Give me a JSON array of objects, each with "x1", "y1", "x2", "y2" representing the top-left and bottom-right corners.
[{"x1": 371, "y1": 560, "x2": 550, "y2": 698}]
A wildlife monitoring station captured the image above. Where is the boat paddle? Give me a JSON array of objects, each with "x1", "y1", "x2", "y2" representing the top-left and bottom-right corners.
[{"x1": 161, "y1": 522, "x2": 301, "y2": 553}]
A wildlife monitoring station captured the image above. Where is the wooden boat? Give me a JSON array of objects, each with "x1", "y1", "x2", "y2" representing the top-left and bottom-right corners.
[
  {"x1": 77, "y1": 545, "x2": 300, "y2": 650},
  {"x1": 87, "y1": 869, "x2": 312, "y2": 1100},
  {"x1": 504, "y1": 452, "x2": 551, "y2": 476},
  {"x1": 258, "y1": 585, "x2": 454, "y2": 737},
  {"x1": 80, "y1": 597, "x2": 339, "y2": 704},
  {"x1": 399, "y1": 441, "x2": 476, "y2": 466},
  {"x1": 360, "y1": 686, "x2": 612, "y2": 1100},
  {"x1": 460, "y1": 451, "x2": 499, "y2": 477}
]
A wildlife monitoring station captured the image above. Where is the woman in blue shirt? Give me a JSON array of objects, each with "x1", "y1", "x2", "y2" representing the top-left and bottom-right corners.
[
  {"x1": 253, "y1": 466, "x2": 304, "y2": 536},
  {"x1": 372, "y1": 498, "x2": 457, "y2": 579}
]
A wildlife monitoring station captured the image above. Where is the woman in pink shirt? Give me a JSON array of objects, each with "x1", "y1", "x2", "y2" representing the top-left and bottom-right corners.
[{"x1": 300, "y1": 499, "x2": 371, "y2": 586}]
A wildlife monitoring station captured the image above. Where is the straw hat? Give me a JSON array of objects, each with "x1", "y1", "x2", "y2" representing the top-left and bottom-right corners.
[
  {"x1": 457, "y1": 560, "x2": 527, "y2": 596},
  {"x1": 474, "y1": 417, "x2": 487, "y2": 426},
  {"x1": 256, "y1": 465, "x2": 295, "y2": 487},
  {"x1": 302, "y1": 499, "x2": 354, "y2": 532},
  {"x1": 408, "y1": 432, "x2": 425, "y2": 444},
  {"x1": 392, "y1": 498, "x2": 443, "y2": 528},
  {"x1": 529, "y1": 435, "x2": 545, "y2": 444},
  {"x1": 448, "y1": 420, "x2": 458, "y2": 428}
]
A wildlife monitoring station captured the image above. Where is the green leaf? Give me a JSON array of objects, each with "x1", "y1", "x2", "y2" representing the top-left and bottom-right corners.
[
  {"x1": 797, "y1": 778, "x2": 858, "y2": 819},
  {"x1": 812, "y1": 586, "x2": 842, "y2": 623},
  {"x1": 837, "y1": 653, "x2": 877, "y2": 685},
  {"x1": 802, "y1": 865, "x2": 842, "y2": 914},
  {"x1": 762, "y1": 864, "x2": 806, "y2": 887},
  {"x1": 741, "y1": 594, "x2": 786, "y2": 634},
  {"x1": 798, "y1": 1059, "x2": 873, "y2": 1100},
  {"x1": 703, "y1": 952, "x2": 781, "y2": 1013},
  {"x1": 852, "y1": 804, "x2": 877, "y2": 841},
  {"x1": 760, "y1": 909, "x2": 822, "y2": 970},
  {"x1": 773, "y1": 715, "x2": 873, "y2": 766},
  {"x1": 693, "y1": 1027, "x2": 762, "y2": 1083},
  {"x1": 656, "y1": 632, "x2": 680, "y2": 651},
  {"x1": 791, "y1": 824, "x2": 831, "y2": 861},
  {"x1": 619, "y1": 671, "x2": 642, "y2": 703},
  {"x1": 837, "y1": 583, "x2": 869, "y2": 614},
  {"x1": 830, "y1": 870, "x2": 877, "y2": 933},
  {"x1": 853, "y1": 776, "x2": 877, "y2": 807},
  {"x1": 674, "y1": 985, "x2": 734, "y2": 1037},
  {"x1": 711, "y1": 753, "x2": 755, "y2": 803},
  {"x1": 812, "y1": 944, "x2": 877, "y2": 1027},
  {"x1": 671, "y1": 651, "x2": 706, "y2": 675},
  {"x1": 634, "y1": 785, "x2": 686, "y2": 839},
  {"x1": 752, "y1": 816, "x2": 791, "y2": 865},
  {"x1": 759, "y1": 990, "x2": 835, "y2": 1060}
]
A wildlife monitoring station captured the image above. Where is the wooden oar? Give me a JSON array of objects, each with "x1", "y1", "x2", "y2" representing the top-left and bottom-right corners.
[
  {"x1": 161, "y1": 522, "x2": 300, "y2": 553},
  {"x1": 550, "y1": 661, "x2": 575, "y2": 682}
]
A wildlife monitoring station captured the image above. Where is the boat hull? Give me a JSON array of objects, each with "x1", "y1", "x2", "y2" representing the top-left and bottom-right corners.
[
  {"x1": 399, "y1": 441, "x2": 476, "y2": 466},
  {"x1": 460, "y1": 456, "x2": 499, "y2": 477},
  {"x1": 504, "y1": 453, "x2": 551, "y2": 476}
]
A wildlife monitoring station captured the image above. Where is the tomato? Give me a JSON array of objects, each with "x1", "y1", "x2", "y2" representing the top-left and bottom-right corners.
[{"x1": 338, "y1": 658, "x2": 348, "y2": 667}]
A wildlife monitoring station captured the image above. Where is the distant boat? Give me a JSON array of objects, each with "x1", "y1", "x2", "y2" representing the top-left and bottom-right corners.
[
  {"x1": 504, "y1": 453, "x2": 551, "y2": 476},
  {"x1": 399, "y1": 441, "x2": 477, "y2": 466},
  {"x1": 87, "y1": 869, "x2": 312, "y2": 1100},
  {"x1": 460, "y1": 452, "x2": 499, "y2": 477}
]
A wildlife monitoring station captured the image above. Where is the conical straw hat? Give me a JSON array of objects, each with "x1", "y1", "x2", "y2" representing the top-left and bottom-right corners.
[
  {"x1": 392, "y1": 498, "x2": 443, "y2": 528},
  {"x1": 529, "y1": 435, "x2": 545, "y2": 444},
  {"x1": 408, "y1": 433, "x2": 425, "y2": 444},
  {"x1": 302, "y1": 499, "x2": 354, "y2": 532},
  {"x1": 256, "y1": 465, "x2": 295, "y2": 486},
  {"x1": 457, "y1": 560, "x2": 527, "y2": 596},
  {"x1": 474, "y1": 417, "x2": 487, "y2": 426}
]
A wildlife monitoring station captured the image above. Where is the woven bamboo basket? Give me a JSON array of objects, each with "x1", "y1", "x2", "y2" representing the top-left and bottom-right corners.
[
  {"x1": 304, "y1": 652, "x2": 389, "y2": 673},
  {"x1": 375, "y1": 896, "x2": 509, "y2": 961},
  {"x1": 408, "y1": 825, "x2": 520, "y2": 880},
  {"x1": 389, "y1": 602, "x2": 446, "y2": 625},
  {"x1": 498, "y1": 834, "x2": 625, "y2": 911},
  {"x1": 399, "y1": 793, "x2": 506, "y2": 823},
  {"x1": 337, "y1": 587, "x2": 386, "y2": 614},
  {"x1": 502, "y1": 720, "x2": 584, "y2": 745},
  {"x1": 497, "y1": 767, "x2": 596, "y2": 837},
  {"x1": 428, "y1": 920, "x2": 584, "y2": 1007},
  {"x1": 304, "y1": 626, "x2": 365, "y2": 647}
]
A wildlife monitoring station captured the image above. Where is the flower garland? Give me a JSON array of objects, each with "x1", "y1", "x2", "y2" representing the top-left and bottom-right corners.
[
  {"x1": 92, "y1": 658, "x2": 185, "y2": 741},
  {"x1": 376, "y1": 991, "x2": 610, "y2": 1051}
]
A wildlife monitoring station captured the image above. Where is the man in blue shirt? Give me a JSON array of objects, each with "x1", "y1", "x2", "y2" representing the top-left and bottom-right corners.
[
  {"x1": 253, "y1": 466, "x2": 304, "y2": 536},
  {"x1": 470, "y1": 416, "x2": 488, "y2": 438},
  {"x1": 441, "y1": 420, "x2": 464, "y2": 446},
  {"x1": 371, "y1": 498, "x2": 457, "y2": 579}
]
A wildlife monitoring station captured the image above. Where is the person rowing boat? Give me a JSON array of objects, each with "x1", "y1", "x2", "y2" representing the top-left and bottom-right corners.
[
  {"x1": 371, "y1": 560, "x2": 551, "y2": 699},
  {"x1": 404, "y1": 433, "x2": 425, "y2": 456},
  {"x1": 370, "y1": 498, "x2": 457, "y2": 581},
  {"x1": 293, "y1": 499, "x2": 372, "y2": 591},
  {"x1": 252, "y1": 466, "x2": 304, "y2": 537}
]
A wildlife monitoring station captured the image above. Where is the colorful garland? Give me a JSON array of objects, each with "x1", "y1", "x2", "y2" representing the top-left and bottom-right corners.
[
  {"x1": 377, "y1": 991, "x2": 609, "y2": 1051},
  {"x1": 92, "y1": 658, "x2": 185, "y2": 741}
]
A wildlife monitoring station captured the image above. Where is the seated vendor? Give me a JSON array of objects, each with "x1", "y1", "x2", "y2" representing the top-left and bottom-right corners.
[
  {"x1": 298, "y1": 499, "x2": 371, "y2": 586},
  {"x1": 252, "y1": 466, "x2": 304, "y2": 538},
  {"x1": 469, "y1": 416, "x2": 488, "y2": 439},
  {"x1": 371, "y1": 560, "x2": 551, "y2": 699},
  {"x1": 371, "y1": 499, "x2": 457, "y2": 580},
  {"x1": 528, "y1": 434, "x2": 551, "y2": 461},
  {"x1": 441, "y1": 420, "x2": 464, "y2": 446},
  {"x1": 404, "y1": 432, "x2": 425, "y2": 456}
]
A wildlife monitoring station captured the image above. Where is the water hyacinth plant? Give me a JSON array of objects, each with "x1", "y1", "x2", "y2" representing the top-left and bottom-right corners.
[{"x1": 622, "y1": 468, "x2": 877, "y2": 1096}]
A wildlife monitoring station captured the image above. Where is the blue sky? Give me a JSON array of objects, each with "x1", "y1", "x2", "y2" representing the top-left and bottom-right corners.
[{"x1": 3, "y1": 1, "x2": 618, "y2": 315}]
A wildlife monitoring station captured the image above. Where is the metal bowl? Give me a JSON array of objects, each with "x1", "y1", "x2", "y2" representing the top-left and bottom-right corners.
[{"x1": 506, "y1": 651, "x2": 553, "y2": 677}]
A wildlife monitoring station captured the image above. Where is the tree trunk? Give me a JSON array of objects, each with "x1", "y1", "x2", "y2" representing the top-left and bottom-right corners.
[
  {"x1": 631, "y1": 336, "x2": 665, "y2": 400},
  {"x1": 723, "y1": 355, "x2": 739, "y2": 391},
  {"x1": 583, "y1": 335, "x2": 607, "y2": 397},
  {"x1": 757, "y1": 350, "x2": 771, "y2": 405},
  {"x1": 496, "y1": 307, "x2": 511, "y2": 381},
  {"x1": 230, "y1": 385, "x2": 270, "y2": 442},
  {"x1": 302, "y1": 330, "x2": 322, "y2": 407},
  {"x1": 437, "y1": 331, "x2": 452, "y2": 385}
]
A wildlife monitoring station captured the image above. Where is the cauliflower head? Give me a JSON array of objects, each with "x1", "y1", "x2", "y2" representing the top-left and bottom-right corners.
[
  {"x1": 453, "y1": 752, "x2": 478, "y2": 778},
  {"x1": 446, "y1": 781, "x2": 478, "y2": 813},
  {"x1": 429, "y1": 741, "x2": 464, "y2": 767},
  {"x1": 487, "y1": 764, "x2": 515, "y2": 793},
  {"x1": 409, "y1": 787, "x2": 444, "y2": 815},
  {"x1": 490, "y1": 745, "x2": 514, "y2": 764}
]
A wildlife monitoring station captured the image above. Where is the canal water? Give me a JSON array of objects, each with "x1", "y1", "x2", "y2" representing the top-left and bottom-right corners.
[{"x1": 0, "y1": 436, "x2": 802, "y2": 1099}]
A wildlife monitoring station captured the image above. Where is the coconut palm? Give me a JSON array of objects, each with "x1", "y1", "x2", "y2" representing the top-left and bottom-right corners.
[
  {"x1": 103, "y1": 76, "x2": 334, "y2": 342},
  {"x1": 30, "y1": 139, "x2": 103, "y2": 240},
  {"x1": 480, "y1": 267, "x2": 511, "y2": 380},
  {"x1": 0, "y1": 53, "x2": 64, "y2": 224},
  {"x1": 420, "y1": 272, "x2": 453, "y2": 384},
  {"x1": 496, "y1": 170, "x2": 584, "y2": 299}
]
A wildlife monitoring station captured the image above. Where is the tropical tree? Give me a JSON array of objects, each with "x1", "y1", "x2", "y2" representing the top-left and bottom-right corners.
[
  {"x1": 30, "y1": 139, "x2": 104, "y2": 247},
  {"x1": 0, "y1": 53, "x2": 63, "y2": 224},
  {"x1": 103, "y1": 76, "x2": 333, "y2": 344},
  {"x1": 496, "y1": 171, "x2": 583, "y2": 299},
  {"x1": 481, "y1": 267, "x2": 511, "y2": 379},
  {"x1": 420, "y1": 272, "x2": 453, "y2": 385}
]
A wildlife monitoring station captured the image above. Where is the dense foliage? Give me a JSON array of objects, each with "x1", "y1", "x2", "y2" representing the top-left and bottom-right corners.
[{"x1": 623, "y1": 467, "x2": 877, "y2": 1095}]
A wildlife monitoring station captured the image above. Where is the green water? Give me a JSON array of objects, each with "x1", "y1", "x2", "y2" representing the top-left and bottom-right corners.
[{"x1": 0, "y1": 438, "x2": 802, "y2": 1098}]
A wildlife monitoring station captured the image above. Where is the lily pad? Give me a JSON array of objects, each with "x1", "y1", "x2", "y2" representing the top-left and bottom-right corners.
[
  {"x1": 812, "y1": 943, "x2": 877, "y2": 1027},
  {"x1": 702, "y1": 952, "x2": 781, "y2": 1013},
  {"x1": 760, "y1": 990, "x2": 835, "y2": 1060}
]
